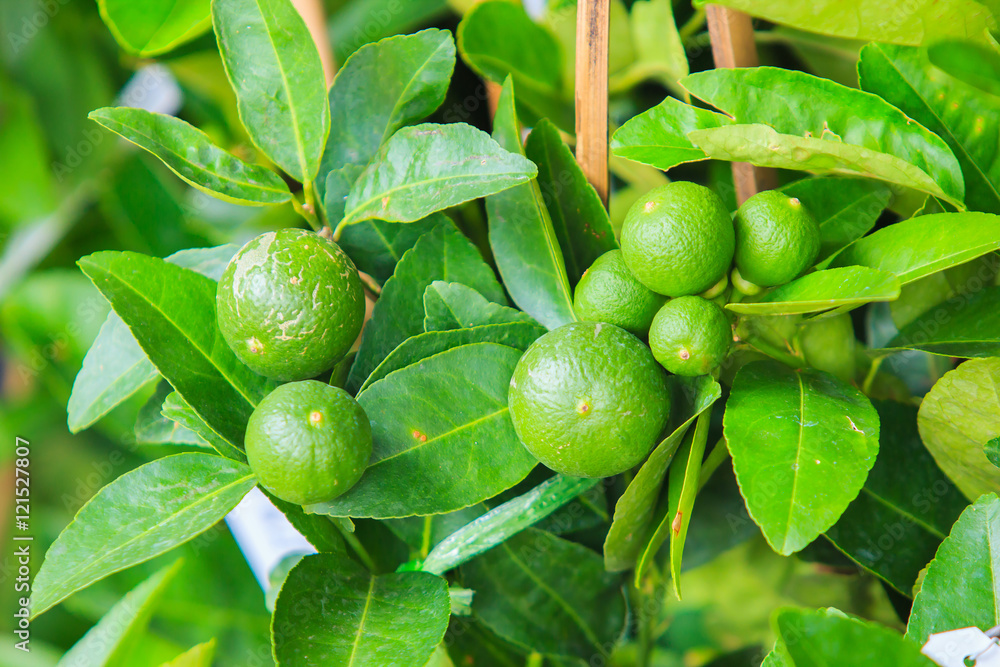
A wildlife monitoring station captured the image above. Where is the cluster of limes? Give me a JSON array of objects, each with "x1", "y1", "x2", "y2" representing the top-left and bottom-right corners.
[{"x1": 509, "y1": 182, "x2": 821, "y2": 479}]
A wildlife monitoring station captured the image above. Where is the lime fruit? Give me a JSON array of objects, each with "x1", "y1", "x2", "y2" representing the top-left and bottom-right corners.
[
  {"x1": 245, "y1": 380, "x2": 371, "y2": 505},
  {"x1": 799, "y1": 314, "x2": 856, "y2": 383},
  {"x1": 733, "y1": 190, "x2": 820, "y2": 287},
  {"x1": 508, "y1": 322, "x2": 670, "y2": 478},
  {"x1": 217, "y1": 228, "x2": 365, "y2": 381},
  {"x1": 574, "y1": 250, "x2": 667, "y2": 336},
  {"x1": 620, "y1": 182, "x2": 735, "y2": 297},
  {"x1": 649, "y1": 296, "x2": 732, "y2": 376}
]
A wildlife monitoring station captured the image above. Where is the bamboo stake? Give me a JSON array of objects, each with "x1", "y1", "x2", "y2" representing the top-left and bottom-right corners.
[
  {"x1": 705, "y1": 5, "x2": 776, "y2": 204},
  {"x1": 575, "y1": 0, "x2": 611, "y2": 208}
]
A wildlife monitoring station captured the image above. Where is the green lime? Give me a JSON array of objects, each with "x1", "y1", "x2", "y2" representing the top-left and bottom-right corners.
[
  {"x1": 799, "y1": 314, "x2": 857, "y2": 382},
  {"x1": 508, "y1": 322, "x2": 670, "y2": 478},
  {"x1": 733, "y1": 190, "x2": 820, "y2": 287},
  {"x1": 217, "y1": 228, "x2": 365, "y2": 381},
  {"x1": 245, "y1": 380, "x2": 372, "y2": 505},
  {"x1": 649, "y1": 296, "x2": 732, "y2": 376},
  {"x1": 620, "y1": 182, "x2": 735, "y2": 297},
  {"x1": 574, "y1": 250, "x2": 667, "y2": 336}
]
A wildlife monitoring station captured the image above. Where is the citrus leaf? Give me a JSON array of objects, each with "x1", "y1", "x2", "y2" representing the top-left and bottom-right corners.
[
  {"x1": 134, "y1": 384, "x2": 207, "y2": 448},
  {"x1": 423, "y1": 281, "x2": 537, "y2": 332},
  {"x1": 825, "y1": 401, "x2": 968, "y2": 594},
  {"x1": 461, "y1": 529, "x2": 626, "y2": 661},
  {"x1": 329, "y1": 0, "x2": 450, "y2": 64},
  {"x1": 58, "y1": 560, "x2": 184, "y2": 667},
  {"x1": 98, "y1": 0, "x2": 210, "y2": 56},
  {"x1": 628, "y1": 0, "x2": 688, "y2": 89},
  {"x1": 487, "y1": 77, "x2": 575, "y2": 330},
  {"x1": 161, "y1": 391, "x2": 245, "y2": 462},
  {"x1": 988, "y1": 438, "x2": 1000, "y2": 468},
  {"x1": 312, "y1": 343, "x2": 537, "y2": 518},
  {"x1": 665, "y1": 412, "x2": 711, "y2": 598},
  {"x1": 726, "y1": 267, "x2": 901, "y2": 316},
  {"x1": 907, "y1": 493, "x2": 1000, "y2": 642},
  {"x1": 78, "y1": 251, "x2": 274, "y2": 449},
  {"x1": 272, "y1": 552, "x2": 449, "y2": 667},
  {"x1": 346, "y1": 224, "x2": 506, "y2": 393},
  {"x1": 831, "y1": 212, "x2": 1000, "y2": 285},
  {"x1": 879, "y1": 285, "x2": 1000, "y2": 358},
  {"x1": 604, "y1": 375, "x2": 721, "y2": 572},
  {"x1": 88, "y1": 108, "x2": 291, "y2": 205},
  {"x1": 724, "y1": 361, "x2": 880, "y2": 555},
  {"x1": 341, "y1": 123, "x2": 537, "y2": 227},
  {"x1": 917, "y1": 358, "x2": 1000, "y2": 501},
  {"x1": 928, "y1": 39, "x2": 1000, "y2": 98},
  {"x1": 159, "y1": 639, "x2": 217, "y2": 667},
  {"x1": 421, "y1": 475, "x2": 600, "y2": 575},
  {"x1": 31, "y1": 454, "x2": 255, "y2": 618},
  {"x1": 212, "y1": 0, "x2": 329, "y2": 182},
  {"x1": 339, "y1": 214, "x2": 449, "y2": 285},
  {"x1": 525, "y1": 119, "x2": 617, "y2": 284}
]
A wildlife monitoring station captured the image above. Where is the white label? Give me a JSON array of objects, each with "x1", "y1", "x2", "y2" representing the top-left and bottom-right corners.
[{"x1": 922, "y1": 628, "x2": 1000, "y2": 667}]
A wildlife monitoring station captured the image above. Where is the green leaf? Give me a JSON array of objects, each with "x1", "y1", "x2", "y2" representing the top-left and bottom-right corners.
[
  {"x1": 917, "y1": 358, "x2": 1000, "y2": 500},
  {"x1": 319, "y1": 29, "x2": 455, "y2": 184},
  {"x1": 461, "y1": 529, "x2": 625, "y2": 661},
  {"x1": 907, "y1": 494, "x2": 1000, "y2": 642},
  {"x1": 341, "y1": 123, "x2": 537, "y2": 227},
  {"x1": 689, "y1": 124, "x2": 961, "y2": 208},
  {"x1": 339, "y1": 214, "x2": 449, "y2": 285},
  {"x1": 695, "y1": 0, "x2": 996, "y2": 46},
  {"x1": 610, "y1": 96, "x2": 733, "y2": 171},
  {"x1": 272, "y1": 552, "x2": 450, "y2": 667},
  {"x1": 831, "y1": 212, "x2": 1000, "y2": 285},
  {"x1": 312, "y1": 343, "x2": 537, "y2": 518},
  {"x1": 879, "y1": 285, "x2": 1000, "y2": 358},
  {"x1": 263, "y1": 491, "x2": 345, "y2": 554},
  {"x1": 359, "y1": 322, "x2": 547, "y2": 394},
  {"x1": 988, "y1": 437, "x2": 1000, "y2": 468},
  {"x1": 88, "y1": 108, "x2": 291, "y2": 205},
  {"x1": 329, "y1": 0, "x2": 450, "y2": 64},
  {"x1": 58, "y1": 560, "x2": 184, "y2": 667},
  {"x1": 774, "y1": 608, "x2": 935, "y2": 667},
  {"x1": 825, "y1": 401, "x2": 968, "y2": 594},
  {"x1": 421, "y1": 475, "x2": 600, "y2": 575},
  {"x1": 98, "y1": 0, "x2": 211, "y2": 56},
  {"x1": 212, "y1": 0, "x2": 329, "y2": 182},
  {"x1": 134, "y1": 384, "x2": 206, "y2": 447},
  {"x1": 860, "y1": 43, "x2": 1000, "y2": 214},
  {"x1": 31, "y1": 454, "x2": 255, "y2": 618},
  {"x1": 604, "y1": 375, "x2": 721, "y2": 572},
  {"x1": 725, "y1": 267, "x2": 901, "y2": 316},
  {"x1": 627, "y1": 0, "x2": 689, "y2": 90},
  {"x1": 159, "y1": 639, "x2": 217, "y2": 667},
  {"x1": 487, "y1": 78, "x2": 575, "y2": 330},
  {"x1": 525, "y1": 119, "x2": 617, "y2": 284},
  {"x1": 928, "y1": 39, "x2": 1000, "y2": 98},
  {"x1": 724, "y1": 361, "x2": 880, "y2": 555},
  {"x1": 423, "y1": 282, "x2": 536, "y2": 332},
  {"x1": 161, "y1": 391, "x2": 245, "y2": 462},
  {"x1": 347, "y1": 224, "x2": 507, "y2": 392},
  {"x1": 78, "y1": 251, "x2": 274, "y2": 449},
  {"x1": 779, "y1": 177, "x2": 892, "y2": 265},
  {"x1": 666, "y1": 412, "x2": 711, "y2": 598}
]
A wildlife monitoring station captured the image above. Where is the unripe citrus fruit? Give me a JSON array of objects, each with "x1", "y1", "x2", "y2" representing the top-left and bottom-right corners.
[
  {"x1": 620, "y1": 182, "x2": 735, "y2": 297},
  {"x1": 649, "y1": 296, "x2": 732, "y2": 376},
  {"x1": 733, "y1": 190, "x2": 820, "y2": 287},
  {"x1": 245, "y1": 380, "x2": 371, "y2": 505},
  {"x1": 574, "y1": 250, "x2": 667, "y2": 336},
  {"x1": 508, "y1": 322, "x2": 670, "y2": 478},
  {"x1": 799, "y1": 314, "x2": 857, "y2": 383},
  {"x1": 217, "y1": 228, "x2": 365, "y2": 381}
]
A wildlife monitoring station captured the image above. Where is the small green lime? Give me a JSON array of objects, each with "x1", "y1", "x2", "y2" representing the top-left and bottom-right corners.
[
  {"x1": 733, "y1": 190, "x2": 820, "y2": 287},
  {"x1": 649, "y1": 296, "x2": 732, "y2": 376},
  {"x1": 620, "y1": 182, "x2": 735, "y2": 297},
  {"x1": 574, "y1": 250, "x2": 667, "y2": 336},
  {"x1": 509, "y1": 322, "x2": 670, "y2": 478},
  {"x1": 245, "y1": 380, "x2": 371, "y2": 505},
  {"x1": 217, "y1": 228, "x2": 365, "y2": 381},
  {"x1": 799, "y1": 314, "x2": 857, "y2": 382}
]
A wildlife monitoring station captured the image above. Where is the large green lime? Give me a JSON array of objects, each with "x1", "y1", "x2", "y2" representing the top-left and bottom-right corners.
[
  {"x1": 649, "y1": 296, "x2": 732, "y2": 376},
  {"x1": 733, "y1": 190, "x2": 820, "y2": 287},
  {"x1": 217, "y1": 228, "x2": 365, "y2": 381},
  {"x1": 508, "y1": 322, "x2": 670, "y2": 478},
  {"x1": 245, "y1": 380, "x2": 371, "y2": 505},
  {"x1": 574, "y1": 249, "x2": 667, "y2": 337},
  {"x1": 620, "y1": 182, "x2": 735, "y2": 297}
]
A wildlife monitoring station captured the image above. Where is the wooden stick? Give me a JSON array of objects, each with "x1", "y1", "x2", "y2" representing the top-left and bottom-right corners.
[
  {"x1": 575, "y1": 0, "x2": 610, "y2": 208},
  {"x1": 705, "y1": 5, "x2": 776, "y2": 204},
  {"x1": 292, "y1": 0, "x2": 337, "y2": 86}
]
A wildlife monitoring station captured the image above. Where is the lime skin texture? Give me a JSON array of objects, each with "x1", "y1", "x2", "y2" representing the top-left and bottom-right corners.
[
  {"x1": 508, "y1": 322, "x2": 671, "y2": 478},
  {"x1": 574, "y1": 249, "x2": 667, "y2": 337},
  {"x1": 649, "y1": 296, "x2": 732, "y2": 377},
  {"x1": 245, "y1": 380, "x2": 372, "y2": 506},
  {"x1": 620, "y1": 181, "x2": 735, "y2": 297},
  {"x1": 733, "y1": 190, "x2": 821, "y2": 287},
  {"x1": 217, "y1": 228, "x2": 365, "y2": 381}
]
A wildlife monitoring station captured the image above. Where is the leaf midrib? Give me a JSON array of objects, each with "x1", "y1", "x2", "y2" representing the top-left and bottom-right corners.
[
  {"x1": 369, "y1": 407, "x2": 508, "y2": 469},
  {"x1": 345, "y1": 576, "x2": 377, "y2": 667}
]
